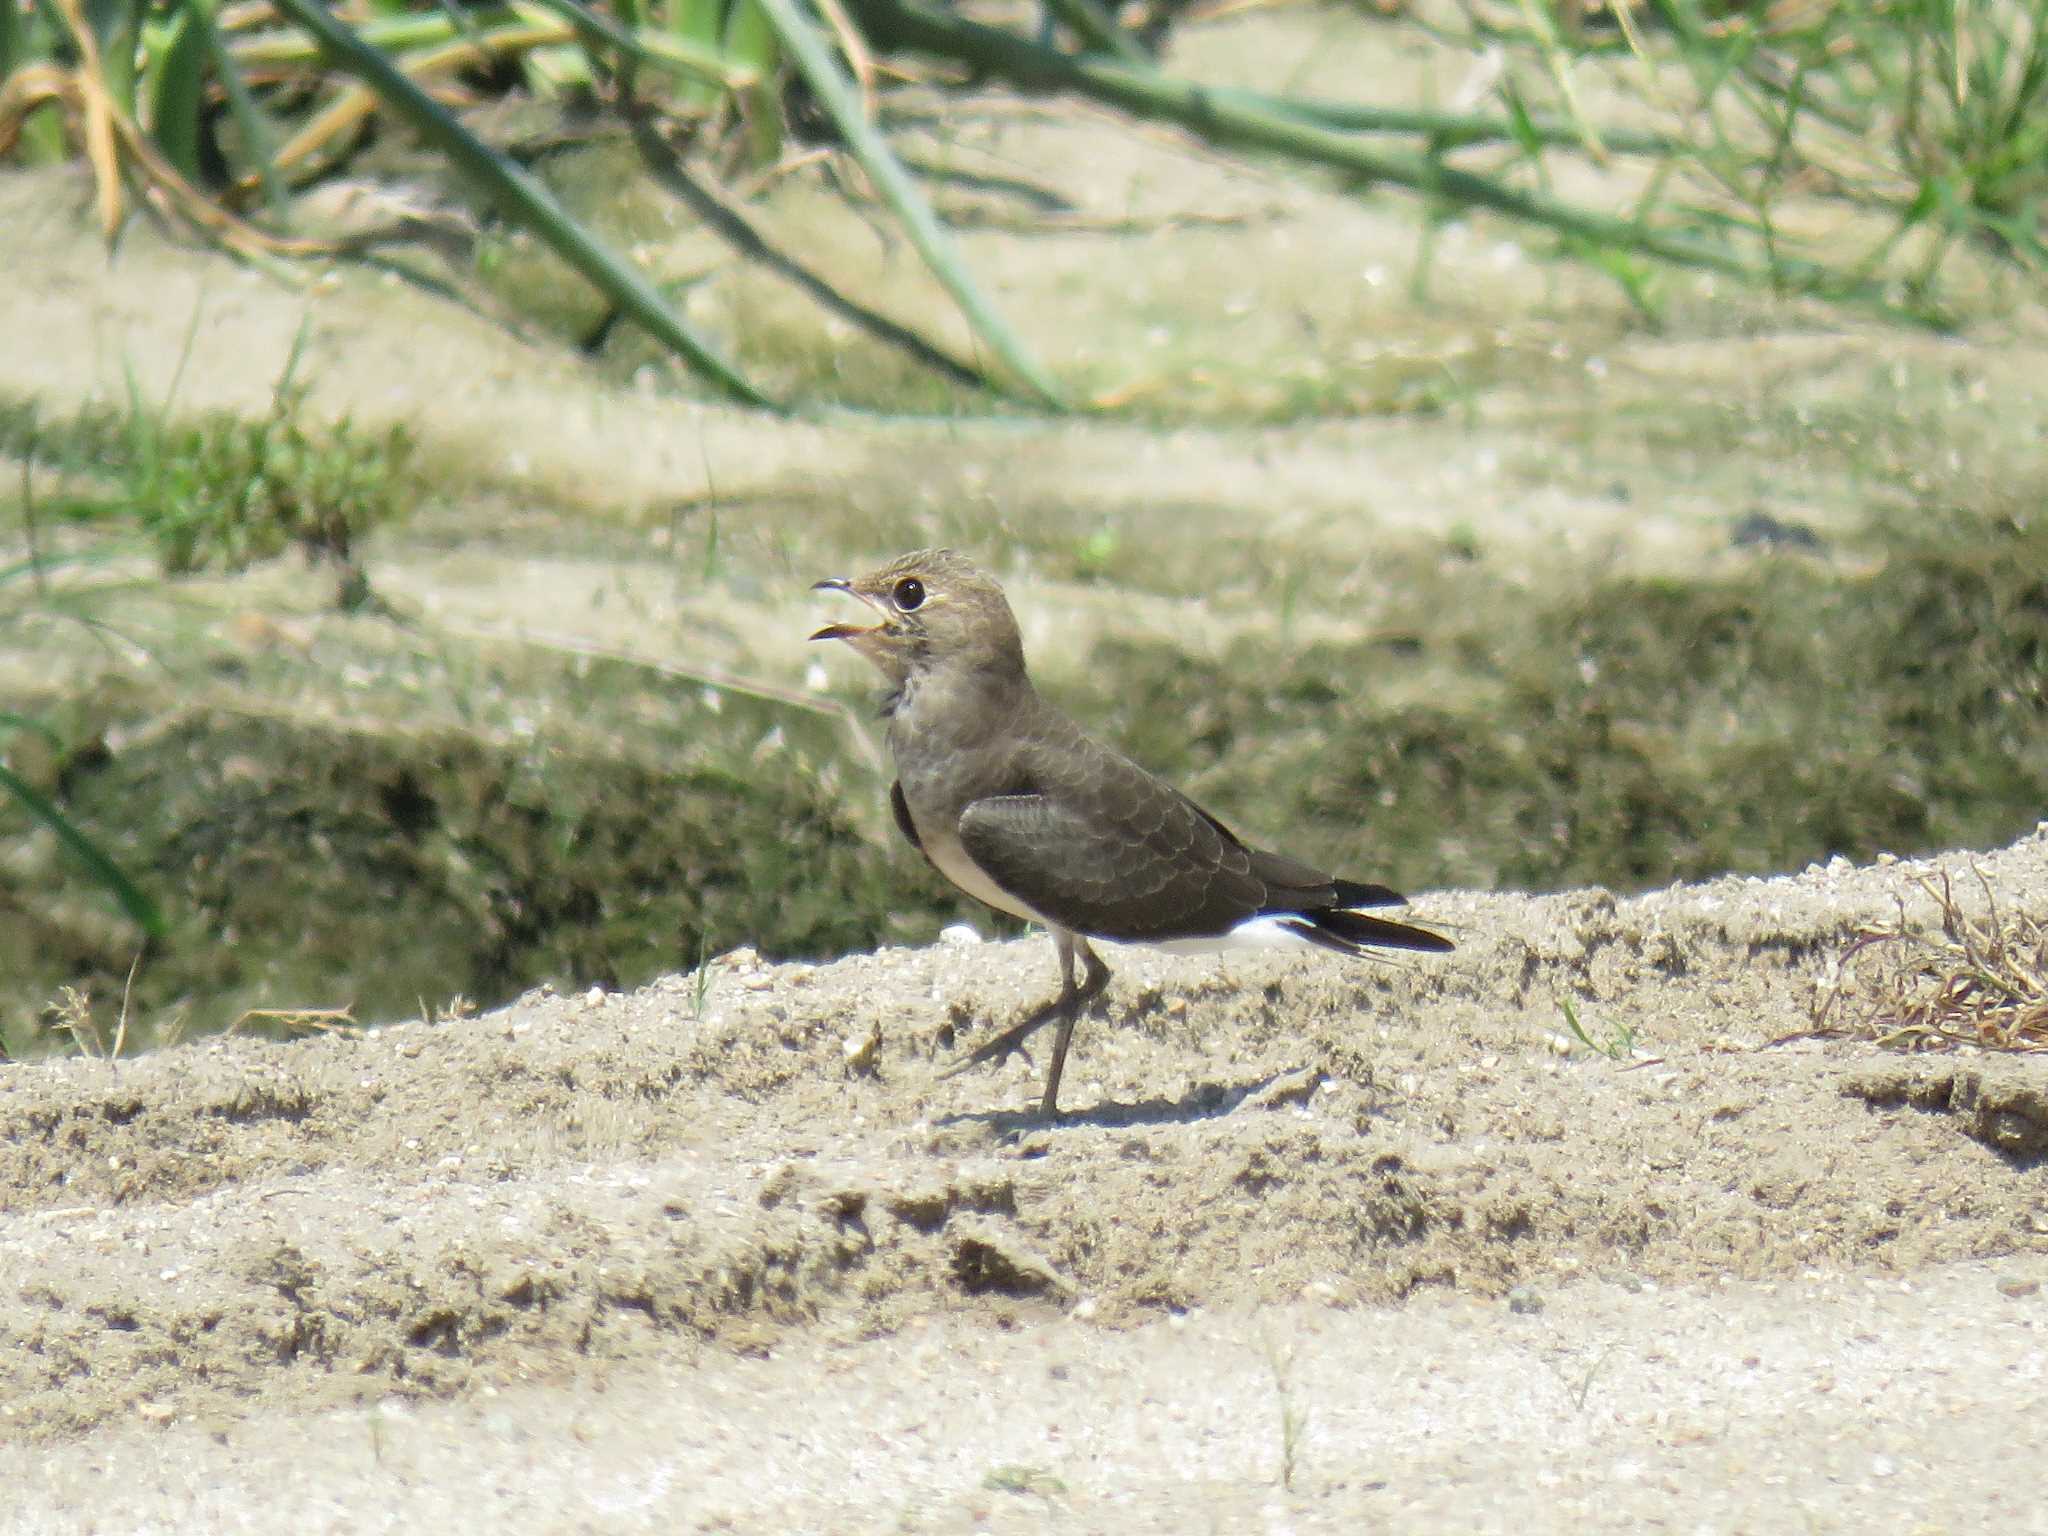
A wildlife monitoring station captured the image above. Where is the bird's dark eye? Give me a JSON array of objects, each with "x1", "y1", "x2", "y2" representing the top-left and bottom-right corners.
[{"x1": 893, "y1": 577, "x2": 925, "y2": 611}]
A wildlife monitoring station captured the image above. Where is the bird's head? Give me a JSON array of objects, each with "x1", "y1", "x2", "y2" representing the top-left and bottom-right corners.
[{"x1": 810, "y1": 548, "x2": 1024, "y2": 688}]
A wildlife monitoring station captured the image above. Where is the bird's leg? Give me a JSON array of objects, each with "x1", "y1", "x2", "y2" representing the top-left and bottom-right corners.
[
  {"x1": 1038, "y1": 934, "x2": 1111, "y2": 1118},
  {"x1": 940, "y1": 930, "x2": 1114, "y2": 1111},
  {"x1": 938, "y1": 978, "x2": 1067, "y2": 1079}
]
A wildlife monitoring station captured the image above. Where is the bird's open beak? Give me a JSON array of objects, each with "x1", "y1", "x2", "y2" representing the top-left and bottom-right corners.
[{"x1": 809, "y1": 576, "x2": 882, "y2": 642}]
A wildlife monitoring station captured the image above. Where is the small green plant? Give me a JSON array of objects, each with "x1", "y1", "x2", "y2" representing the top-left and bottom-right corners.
[
  {"x1": 5, "y1": 332, "x2": 416, "y2": 601},
  {"x1": 1258, "y1": 1325, "x2": 1307, "y2": 1492},
  {"x1": 981, "y1": 1464, "x2": 1065, "y2": 1498},
  {"x1": 1559, "y1": 995, "x2": 1639, "y2": 1061},
  {"x1": 688, "y1": 931, "x2": 720, "y2": 1021},
  {"x1": 1072, "y1": 526, "x2": 1120, "y2": 579},
  {"x1": 1560, "y1": 1345, "x2": 1616, "y2": 1413},
  {"x1": 122, "y1": 360, "x2": 415, "y2": 593}
]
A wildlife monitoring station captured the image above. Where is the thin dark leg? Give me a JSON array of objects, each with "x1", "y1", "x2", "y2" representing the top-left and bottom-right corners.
[
  {"x1": 940, "y1": 930, "x2": 1114, "y2": 1111},
  {"x1": 1038, "y1": 935, "x2": 1110, "y2": 1117}
]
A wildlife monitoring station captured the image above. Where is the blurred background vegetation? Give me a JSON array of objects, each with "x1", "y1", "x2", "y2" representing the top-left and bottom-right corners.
[
  {"x1": 2, "y1": 0, "x2": 2044, "y2": 1054},
  {"x1": 5, "y1": 0, "x2": 2045, "y2": 397}
]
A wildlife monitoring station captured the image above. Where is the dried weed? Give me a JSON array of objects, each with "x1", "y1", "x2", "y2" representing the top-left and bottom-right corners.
[{"x1": 1816, "y1": 868, "x2": 2048, "y2": 1053}]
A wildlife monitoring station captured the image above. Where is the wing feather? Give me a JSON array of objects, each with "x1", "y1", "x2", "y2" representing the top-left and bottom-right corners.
[
  {"x1": 943, "y1": 700, "x2": 1430, "y2": 947},
  {"x1": 954, "y1": 719, "x2": 1268, "y2": 941}
]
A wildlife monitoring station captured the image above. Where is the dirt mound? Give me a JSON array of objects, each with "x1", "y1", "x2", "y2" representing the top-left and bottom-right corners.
[{"x1": 5, "y1": 833, "x2": 2045, "y2": 1450}]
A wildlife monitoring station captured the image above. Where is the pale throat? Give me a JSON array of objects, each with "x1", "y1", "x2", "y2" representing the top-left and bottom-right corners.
[{"x1": 885, "y1": 654, "x2": 1027, "y2": 753}]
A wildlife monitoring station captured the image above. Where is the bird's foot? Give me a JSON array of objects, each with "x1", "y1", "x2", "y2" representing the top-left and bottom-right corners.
[{"x1": 938, "y1": 993, "x2": 1067, "y2": 1079}]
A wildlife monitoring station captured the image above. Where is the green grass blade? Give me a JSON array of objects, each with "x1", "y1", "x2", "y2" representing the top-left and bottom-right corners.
[
  {"x1": 512, "y1": 0, "x2": 753, "y2": 85},
  {"x1": 82, "y1": 0, "x2": 143, "y2": 113},
  {"x1": 192, "y1": 0, "x2": 293, "y2": 220},
  {"x1": 751, "y1": 0, "x2": 1066, "y2": 407},
  {"x1": 668, "y1": 0, "x2": 726, "y2": 104},
  {"x1": 8, "y1": 0, "x2": 68, "y2": 162},
  {"x1": 120, "y1": 355, "x2": 161, "y2": 488},
  {"x1": 233, "y1": 3, "x2": 747, "y2": 85},
  {"x1": 854, "y1": 0, "x2": 1912, "y2": 313},
  {"x1": 724, "y1": 0, "x2": 782, "y2": 75},
  {"x1": 0, "y1": 713, "x2": 67, "y2": 753},
  {"x1": 724, "y1": 0, "x2": 783, "y2": 165},
  {"x1": 1559, "y1": 994, "x2": 1594, "y2": 1050},
  {"x1": 144, "y1": 2, "x2": 209, "y2": 186},
  {"x1": 264, "y1": 0, "x2": 774, "y2": 407},
  {"x1": 0, "y1": 550, "x2": 124, "y2": 587},
  {"x1": 622, "y1": 18, "x2": 755, "y2": 85},
  {"x1": 0, "y1": 0, "x2": 22, "y2": 81},
  {"x1": 1041, "y1": 0, "x2": 1146, "y2": 65},
  {"x1": 670, "y1": 0, "x2": 727, "y2": 52},
  {"x1": 234, "y1": 8, "x2": 508, "y2": 63},
  {"x1": 0, "y1": 762, "x2": 167, "y2": 937},
  {"x1": 1207, "y1": 88, "x2": 1680, "y2": 156}
]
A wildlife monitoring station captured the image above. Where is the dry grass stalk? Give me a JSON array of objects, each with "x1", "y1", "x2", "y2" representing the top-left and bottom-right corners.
[
  {"x1": 42, "y1": 986, "x2": 105, "y2": 1058},
  {"x1": 1816, "y1": 868, "x2": 2048, "y2": 1053},
  {"x1": 227, "y1": 1006, "x2": 359, "y2": 1038}
]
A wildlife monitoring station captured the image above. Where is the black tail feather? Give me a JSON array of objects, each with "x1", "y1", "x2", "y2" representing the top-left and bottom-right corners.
[
  {"x1": 1279, "y1": 906, "x2": 1455, "y2": 957},
  {"x1": 1329, "y1": 878, "x2": 1407, "y2": 910}
]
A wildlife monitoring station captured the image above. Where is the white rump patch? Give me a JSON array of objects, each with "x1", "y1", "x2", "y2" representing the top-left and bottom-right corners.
[{"x1": 1113, "y1": 915, "x2": 1321, "y2": 957}]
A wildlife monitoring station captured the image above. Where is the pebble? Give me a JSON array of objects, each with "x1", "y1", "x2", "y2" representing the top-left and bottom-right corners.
[{"x1": 842, "y1": 1027, "x2": 881, "y2": 1073}]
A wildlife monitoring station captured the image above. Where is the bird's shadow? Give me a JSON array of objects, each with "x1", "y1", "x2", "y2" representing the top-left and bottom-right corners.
[{"x1": 935, "y1": 1067, "x2": 1311, "y2": 1139}]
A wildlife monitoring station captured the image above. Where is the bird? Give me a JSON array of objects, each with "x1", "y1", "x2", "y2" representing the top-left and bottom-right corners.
[{"x1": 810, "y1": 549, "x2": 1452, "y2": 1117}]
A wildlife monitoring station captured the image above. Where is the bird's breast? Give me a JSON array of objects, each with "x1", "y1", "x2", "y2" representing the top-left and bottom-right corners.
[{"x1": 887, "y1": 668, "x2": 1056, "y2": 927}]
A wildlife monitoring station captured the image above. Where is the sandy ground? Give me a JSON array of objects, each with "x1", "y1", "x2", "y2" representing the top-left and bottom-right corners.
[
  {"x1": 4, "y1": 833, "x2": 2046, "y2": 1532},
  {"x1": 4, "y1": 10, "x2": 2047, "y2": 1528}
]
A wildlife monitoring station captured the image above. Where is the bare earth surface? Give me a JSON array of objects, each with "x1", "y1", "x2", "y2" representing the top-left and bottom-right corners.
[
  {"x1": 5, "y1": 834, "x2": 2046, "y2": 1532},
  {"x1": 4, "y1": 9, "x2": 2048, "y2": 1528}
]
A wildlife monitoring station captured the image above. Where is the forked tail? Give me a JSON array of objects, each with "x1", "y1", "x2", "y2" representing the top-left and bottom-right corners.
[{"x1": 1278, "y1": 904, "x2": 1454, "y2": 957}]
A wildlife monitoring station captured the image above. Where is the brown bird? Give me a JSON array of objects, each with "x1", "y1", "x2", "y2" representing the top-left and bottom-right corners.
[{"x1": 812, "y1": 549, "x2": 1452, "y2": 1117}]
